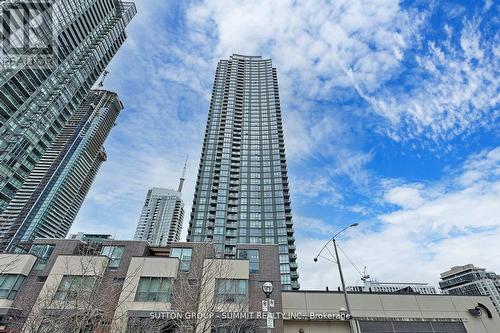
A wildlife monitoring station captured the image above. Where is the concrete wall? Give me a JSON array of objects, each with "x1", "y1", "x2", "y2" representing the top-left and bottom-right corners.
[
  {"x1": 35, "y1": 254, "x2": 108, "y2": 302},
  {"x1": 195, "y1": 259, "x2": 249, "y2": 333},
  {"x1": 282, "y1": 291, "x2": 500, "y2": 333},
  {"x1": 8, "y1": 239, "x2": 149, "y2": 331},
  {"x1": 23, "y1": 255, "x2": 109, "y2": 331},
  {"x1": 111, "y1": 257, "x2": 180, "y2": 333},
  {"x1": 0, "y1": 254, "x2": 36, "y2": 309},
  {"x1": 0, "y1": 254, "x2": 36, "y2": 276}
]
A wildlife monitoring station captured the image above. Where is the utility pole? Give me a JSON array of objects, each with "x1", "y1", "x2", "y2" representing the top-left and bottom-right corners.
[
  {"x1": 333, "y1": 238, "x2": 351, "y2": 315},
  {"x1": 314, "y1": 223, "x2": 359, "y2": 333}
]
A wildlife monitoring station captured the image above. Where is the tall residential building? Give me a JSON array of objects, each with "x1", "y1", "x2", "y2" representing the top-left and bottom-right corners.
[
  {"x1": 187, "y1": 54, "x2": 299, "y2": 290},
  {"x1": 0, "y1": 90, "x2": 123, "y2": 252},
  {"x1": 439, "y1": 264, "x2": 500, "y2": 314},
  {"x1": 0, "y1": 0, "x2": 136, "y2": 213},
  {"x1": 133, "y1": 186, "x2": 185, "y2": 247}
]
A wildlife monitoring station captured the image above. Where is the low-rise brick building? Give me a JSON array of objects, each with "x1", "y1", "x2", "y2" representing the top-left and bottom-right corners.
[{"x1": 0, "y1": 239, "x2": 282, "y2": 332}]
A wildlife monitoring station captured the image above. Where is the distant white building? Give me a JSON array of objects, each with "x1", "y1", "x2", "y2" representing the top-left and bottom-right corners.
[
  {"x1": 439, "y1": 264, "x2": 500, "y2": 314},
  {"x1": 134, "y1": 161, "x2": 187, "y2": 247},
  {"x1": 347, "y1": 279, "x2": 437, "y2": 294},
  {"x1": 68, "y1": 232, "x2": 113, "y2": 244},
  {"x1": 133, "y1": 187, "x2": 184, "y2": 246}
]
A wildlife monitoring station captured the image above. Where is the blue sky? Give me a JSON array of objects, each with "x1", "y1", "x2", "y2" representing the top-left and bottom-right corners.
[{"x1": 72, "y1": 0, "x2": 499, "y2": 289}]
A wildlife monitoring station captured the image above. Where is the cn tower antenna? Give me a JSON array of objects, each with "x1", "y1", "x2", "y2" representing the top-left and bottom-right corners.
[{"x1": 177, "y1": 155, "x2": 188, "y2": 193}]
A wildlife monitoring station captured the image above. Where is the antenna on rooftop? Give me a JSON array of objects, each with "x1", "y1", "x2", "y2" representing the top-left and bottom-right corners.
[
  {"x1": 177, "y1": 155, "x2": 188, "y2": 193},
  {"x1": 361, "y1": 266, "x2": 371, "y2": 283}
]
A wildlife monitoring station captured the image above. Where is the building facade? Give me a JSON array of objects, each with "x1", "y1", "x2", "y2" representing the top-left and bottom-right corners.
[
  {"x1": 134, "y1": 187, "x2": 185, "y2": 246},
  {"x1": 0, "y1": 239, "x2": 497, "y2": 333},
  {"x1": 347, "y1": 279, "x2": 437, "y2": 294},
  {"x1": 187, "y1": 54, "x2": 298, "y2": 290},
  {"x1": 0, "y1": 90, "x2": 123, "y2": 252},
  {"x1": 0, "y1": 239, "x2": 283, "y2": 333},
  {"x1": 281, "y1": 290, "x2": 499, "y2": 333},
  {"x1": 440, "y1": 264, "x2": 500, "y2": 314},
  {"x1": 0, "y1": 0, "x2": 136, "y2": 213}
]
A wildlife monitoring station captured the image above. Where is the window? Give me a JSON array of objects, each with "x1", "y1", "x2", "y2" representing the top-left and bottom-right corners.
[
  {"x1": 54, "y1": 275, "x2": 95, "y2": 301},
  {"x1": 279, "y1": 254, "x2": 289, "y2": 264},
  {"x1": 170, "y1": 248, "x2": 192, "y2": 272},
  {"x1": 29, "y1": 244, "x2": 54, "y2": 270},
  {"x1": 0, "y1": 274, "x2": 24, "y2": 300},
  {"x1": 359, "y1": 320, "x2": 467, "y2": 333},
  {"x1": 101, "y1": 246, "x2": 124, "y2": 269},
  {"x1": 280, "y1": 264, "x2": 290, "y2": 274},
  {"x1": 281, "y1": 274, "x2": 291, "y2": 285},
  {"x1": 238, "y1": 249, "x2": 259, "y2": 273},
  {"x1": 216, "y1": 279, "x2": 248, "y2": 304},
  {"x1": 135, "y1": 277, "x2": 172, "y2": 302}
]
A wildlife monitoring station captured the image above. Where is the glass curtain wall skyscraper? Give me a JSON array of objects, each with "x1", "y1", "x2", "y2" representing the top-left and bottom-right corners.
[
  {"x1": 0, "y1": 0, "x2": 136, "y2": 213},
  {"x1": 0, "y1": 90, "x2": 123, "y2": 252},
  {"x1": 187, "y1": 54, "x2": 299, "y2": 290}
]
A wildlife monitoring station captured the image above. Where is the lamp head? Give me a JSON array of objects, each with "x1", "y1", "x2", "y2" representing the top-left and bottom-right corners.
[
  {"x1": 350, "y1": 223, "x2": 359, "y2": 227},
  {"x1": 313, "y1": 257, "x2": 318, "y2": 262},
  {"x1": 262, "y1": 282, "x2": 273, "y2": 297}
]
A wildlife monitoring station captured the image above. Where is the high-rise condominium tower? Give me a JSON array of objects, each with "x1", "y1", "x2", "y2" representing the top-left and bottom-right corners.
[
  {"x1": 134, "y1": 186, "x2": 185, "y2": 247},
  {"x1": 0, "y1": 0, "x2": 136, "y2": 213},
  {"x1": 187, "y1": 54, "x2": 299, "y2": 290},
  {"x1": 0, "y1": 90, "x2": 123, "y2": 252},
  {"x1": 440, "y1": 264, "x2": 500, "y2": 314}
]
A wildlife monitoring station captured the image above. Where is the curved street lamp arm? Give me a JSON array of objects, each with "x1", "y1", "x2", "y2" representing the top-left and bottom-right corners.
[{"x1": 314, "y1": 223, "x2": 358, "y2": 261}]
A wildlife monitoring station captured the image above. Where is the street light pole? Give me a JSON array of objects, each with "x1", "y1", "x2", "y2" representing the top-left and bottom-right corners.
[
  {"x1": 314, "y1": 223, "x2": 359, "y2": 333},
  {"x1": 333, "y1": 237, "x2": 351, "y2": 315},
  {"x1": 262, "y1": 282, "x2": 274, "y2": 333}
]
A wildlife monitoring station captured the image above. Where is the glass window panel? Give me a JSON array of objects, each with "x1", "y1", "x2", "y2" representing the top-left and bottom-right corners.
[{"x1": 137, "y1": 277, "x2": 150, "y2": 292}]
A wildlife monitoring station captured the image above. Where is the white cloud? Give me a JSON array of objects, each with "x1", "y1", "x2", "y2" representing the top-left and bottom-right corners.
[
  {"x1": 296, "y1": 146, "x2": 500, "y2": 289},
  {"x1": 183, "y1": 0, "x2": 418, "y2": 154},
  {"x1": 290, "y1": 149, "x2": 374, "y2": 209},
  {"x1": 384, "y1": 185, "x2": 425, "y2": 209},
  {"x1": 292, "y1": 176, "x2": 344, "y2": 205},
  {"x1": 367, "y1": 15, "x2": 499, "y2": 143},
  {"x1": 182, "y1": 0, "x2": 498, "y2": 148},
  {"x1": 294, "y1": 215, "x2": 336, "y2": 235}
]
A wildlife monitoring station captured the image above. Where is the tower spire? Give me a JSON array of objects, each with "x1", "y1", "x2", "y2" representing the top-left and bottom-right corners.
[{"x1": 177, "y1": 155, "x2": 188, "y2": 193}]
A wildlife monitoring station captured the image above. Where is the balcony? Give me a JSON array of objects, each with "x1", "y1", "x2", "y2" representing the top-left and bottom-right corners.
[{"x1": 226, "y1": 222, "x2": 238, "y2": 229}]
